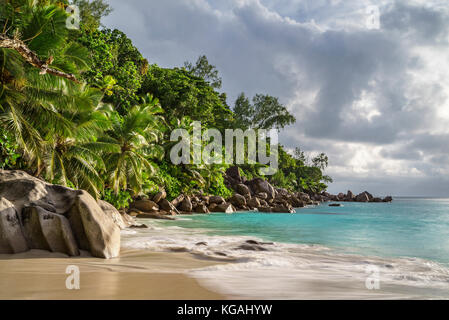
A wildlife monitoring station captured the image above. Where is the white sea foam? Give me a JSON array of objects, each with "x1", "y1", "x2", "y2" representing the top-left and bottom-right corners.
[{"x1": 121, "y1": 218, "x2": 449, "y2": 299}]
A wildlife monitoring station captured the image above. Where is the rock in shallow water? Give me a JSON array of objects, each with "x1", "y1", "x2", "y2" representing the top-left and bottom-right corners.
[
  {"x1": 211, "y1": 203, "x2": 234, "y2": 213},
  {"x1": 237, "y1": 244, "x2": 268, "y2": 251},
  {"x1": 329, "y1": 203, "x2": 341, "y2": 207}
]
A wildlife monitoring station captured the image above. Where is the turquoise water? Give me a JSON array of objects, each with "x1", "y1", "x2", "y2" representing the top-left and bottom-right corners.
[{"x1": 161, "y1": 198, "x2": 449, "y2": 265}]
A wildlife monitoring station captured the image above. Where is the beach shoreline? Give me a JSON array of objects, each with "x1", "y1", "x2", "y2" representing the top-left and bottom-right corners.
[
  {"x1": 0, "y1": 249, "x2": 225, "y2": 300},
  {"x1": 2, "y1": 206, "x2": 449, "y2": 300},
  {"x1": 121, "y1": 216, "x2": 449, "y2": 300},
  {"x1": 1, "y1": 243, "x2": 448, "y2": 300}
]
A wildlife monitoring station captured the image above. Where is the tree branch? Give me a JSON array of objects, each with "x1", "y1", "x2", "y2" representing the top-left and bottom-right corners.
[{"x1": 0, "y1": 33, "x2": 79, "y2": 83}]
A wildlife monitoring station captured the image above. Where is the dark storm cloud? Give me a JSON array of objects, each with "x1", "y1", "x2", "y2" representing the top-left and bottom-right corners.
[
  {"x1": 103, "y1": 0, "x2": 449, "y2": 196},
  {"x1": 382, "y1": 1, "x2": 449, "y2": 45}
]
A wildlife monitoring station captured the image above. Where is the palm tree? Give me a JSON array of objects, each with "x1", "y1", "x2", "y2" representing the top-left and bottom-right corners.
[
  {"x1": 0, "y1": 0, "x2": 90, "y2": 168},
  {"x1": 101, "y1": 94, "x2": 164, "y2": 195},
  {"x1": 42, "y1": 86, "x2": 118, "y2": 197}
]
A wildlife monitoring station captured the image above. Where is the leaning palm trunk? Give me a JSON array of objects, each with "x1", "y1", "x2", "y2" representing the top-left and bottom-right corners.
[{"x1": 0, "y1": 34, "x2": 78, "y2": 82}]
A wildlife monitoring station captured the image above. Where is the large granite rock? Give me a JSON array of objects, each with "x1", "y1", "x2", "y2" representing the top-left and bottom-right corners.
[
  {"x1": 134, "y1": 211, "x2": 176, "y2": 220},
  {"x1": 22, "y1": 206, "x2": 79, "y2": 256},
  {"x1": 159, "y1": 199, "x2": 179, "y2": 215},
  {"x1": 272, "y1": 204, "x2": 294, "y2": 213},
  {"x1": 171, "y1": 194, "x2": 185, "y2": 208},
  {"x1": 247, "y1": 197, "x2": 261, "y2": 209},
  {"x1": 180, "y1": 197, "x2": 193, "y2": 212},
  {"x1": 98, "y1": 200, "x2": 132, "y2": 230},
  {"x1": 364, "y1": 191, "x2": 374, "y2": 201},
  {"x1": 345, "y1": 190, "x2": 355, "y2": 201},
  {"x1": 246, "y1": 178, "x2": 275, "y2": 200},
  {"x1": 235, "y1": 184, "x2": 251, "y2": 198},
  {"x1": 257, "y1": 206, "x2": 272, "y2": 213},
  {"x1": 298, "y1": 192, "x2": 311, "y2": 202},
  {"x1": 67, "y1": 191, "x2": 120, "y2": 259},
  {"x1": 290, "y1": 196, "x2": 305, "y2": 208},
  {"x1": 0, "y1": 170, "x2": 129, "y2": 259},
  {"x1": 130, "y1": 199, "x2": 159, "y2": 212},
  {"x1": 194, "y1": 203, "x2": 210, "y2": 214},
  {"x1": 226, "y1": 166, "x2": 241, "y2": 182},
  {"x1": 121, "y1": 212, "x2": 137, "y2": 226},
  {"x1": 152, "y1": 191, "x2": 166, "y2": 203},
  {"x1": 0, "y1": 170, "x2": 77, "y2": 214},
  {"x1": 211, "y1": 203, "x2": 234, "y2": 213},
  {"x1": 229, "y1": 194, "x2": 246, "y2": 208},
  {"x1": 355, "y1": 192, "x2": 370, "y2": 202},
  {"x1": 0, "y1": 198, "x2": 28, "y2": 254},
  {"x1": 209, "y1": 196, "x2": 225, "y2": 205}
]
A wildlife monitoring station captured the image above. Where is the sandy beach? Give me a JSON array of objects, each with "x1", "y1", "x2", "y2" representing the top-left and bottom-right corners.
[
  {"x1": 2, "y1": 214, "x2": 449, "y2": 300},
  {"x1": 0, "y1": 249, "x2": 224, "y2": 300},
  {"x1": 1, "y1": 246, "x2": 448, "y2": 300}
]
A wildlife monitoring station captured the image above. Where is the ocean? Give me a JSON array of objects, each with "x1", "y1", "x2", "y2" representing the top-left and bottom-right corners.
[{"x1": 122, "y1": 198, "x2": 449, "y2": 299}]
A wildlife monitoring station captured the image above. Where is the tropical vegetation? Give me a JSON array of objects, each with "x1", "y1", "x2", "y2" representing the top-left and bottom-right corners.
[{"x1": 0, "y1": 0, "x2": 331, "y2": 209}]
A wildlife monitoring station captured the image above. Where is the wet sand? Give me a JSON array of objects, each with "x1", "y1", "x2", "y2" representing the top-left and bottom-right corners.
[
  {"x1": 0, "y1": 249, "x2": 225, "y2": 300},
  {"x1": 2, "y1": 247, "x2": 447, "y2": 300}
]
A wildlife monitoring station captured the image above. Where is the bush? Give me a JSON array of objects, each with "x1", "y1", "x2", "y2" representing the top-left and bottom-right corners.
[
  {"x1": 156, "y1": 163, "x2": 182, "y2": 200},
  {"x1": 207, "y1": 172, "x2": 233, "y2": 198},
  {"x1": 0, "y1": 130, "x2": 23, "y2": 170},
  {"x1": 102, "y1": 189, "x2": 132, "y2": 209}
]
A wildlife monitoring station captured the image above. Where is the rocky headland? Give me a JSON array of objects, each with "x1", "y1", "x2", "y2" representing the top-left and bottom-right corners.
[
  {"x1": 127, "y1": 166, "x2": 393, "y2": 219},
  {"x1": 0, "y1": 168, "x2": 392, "y2": 259}
]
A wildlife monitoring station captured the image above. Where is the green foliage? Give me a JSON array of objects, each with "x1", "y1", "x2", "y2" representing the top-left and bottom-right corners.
[
  {"x1": 77, "y1": 29, "x2": 148, "y2": 112},
  {"x1": 184, "y1": 55, "x2": 222, "y2": 89},
  {"x1": 0, "y1": 128, "x2": 23, "y2": 170},
  {"x1": 267, "y1": 145, "x2": 330, "y2": 194},
  {"x1": 140, "y1": 65, "x2": 233, "y2": 131},
  {"x1": 154, "y1": 162, "x2": 182, "y2": 200},
  {"x1": 233, "y1": 93, "x2": 296, "y2": 130},
  {"x1": 102, "y1": 188, "x2": 132, "y2": 210},
  {"x1": 42, "y1": 86, "x2": 114, "y2": 197},
  {"x1": 0, "y1": 1, "x2": 331, "y2": 203},
  {"x1": 71, "y1": 0, "x2": 112, "y2": 31},
  {"x1": 100, "y1": 95, "x2": 164, "y2": 195},
  {"x1": 206, "y1": 171, "x2": 233, "y2": 198},
  {"x1": 312, "y1": 153, "x2": 329, "y2": 171},
  {"x1": 141, "y1": 169, "x2": 160, "y2": 196},
  {"x1": 233, "y1": 93, "x2": 253, "y2": 129},
  {"x1": 0, "y1": 0, "x2": 96, "y2": 187}
]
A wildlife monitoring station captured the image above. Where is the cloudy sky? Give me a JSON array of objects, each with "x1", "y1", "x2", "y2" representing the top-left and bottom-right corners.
[{"x1": 103, "y1": 0, "x2": 449, "y2": 197}]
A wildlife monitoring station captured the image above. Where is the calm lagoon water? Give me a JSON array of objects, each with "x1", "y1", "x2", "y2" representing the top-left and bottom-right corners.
[{"x1": 161, "y1": 198, "x2": 449, "y2": 265}]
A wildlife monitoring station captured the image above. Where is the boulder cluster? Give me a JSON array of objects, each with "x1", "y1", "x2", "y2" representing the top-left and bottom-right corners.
[
  {"x1": 324, "y1": 190, "x2": 393, "y2": 203},
  {"x1": 0, "y1": 170, "x2": 137, "y2": 259},
  {"x1": 223, "y1": 166, "x2": 320, "y2": 213},
  {"x1": 128, "y1": 166, "x2": 322, "y2": 218},
  {"x1": 128, "y1": 191, "x2": 237, "y2": 218},
  {"x1": 127, "y1": 167, "x2": 393, "y2": 219}
]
